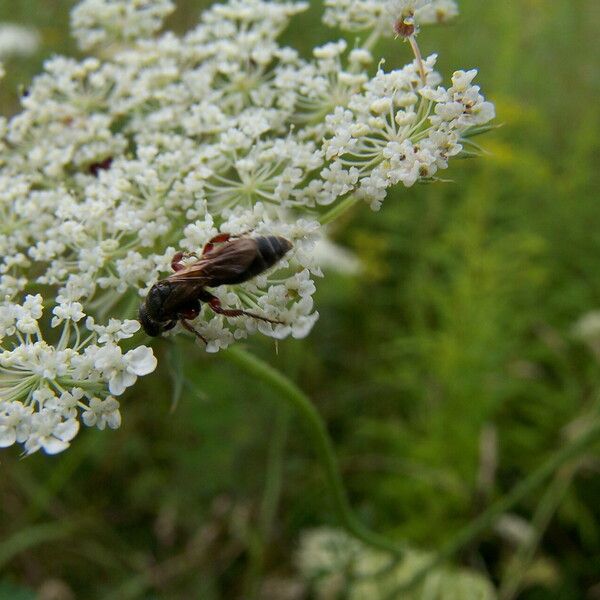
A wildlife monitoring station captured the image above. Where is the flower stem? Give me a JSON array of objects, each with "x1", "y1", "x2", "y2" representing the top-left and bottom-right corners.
[
  {"x1": 319, "y1": 195, "x2": 360, "y2": 226},
  {"x1": 408, "y1": 35, "x2": 427, "y2": 85},
  {"x1": 223, "y1": 345, "x2": 406, "y2": 557},
  {"x1": 244, "y1": 403, "x2": 290, "y2": 599}
]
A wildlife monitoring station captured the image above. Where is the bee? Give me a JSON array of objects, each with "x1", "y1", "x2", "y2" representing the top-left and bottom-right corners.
[{"x1": 139, "y1": 233, "x2": 293, "y2": 343}]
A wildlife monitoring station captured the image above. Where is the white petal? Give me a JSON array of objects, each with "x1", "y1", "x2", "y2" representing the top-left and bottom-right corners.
[
  {"x1": 107, "y1": 411, "x2": 121, "y2": 429},
  {"x1": 109, "y1": 377, "x2": 125, "y2": 396},
  {"x1": 55, "y1": 419, "x2": 79, "y2": 442},
  {"x1": 42, "y1": 436, "x2": 70, "y2": 454},
  {"x1": 121, "y1": 320, "x2": 141, "y2": 335},
  {"x1": 0, "y1": 426, "x2": 16, "y2": 447},
  {"x1": 125, "y1": 346, "x2": 157, "y2": 376},
  {"x1": 82, "y1": 411, "x2": 97, "y2": 427}
]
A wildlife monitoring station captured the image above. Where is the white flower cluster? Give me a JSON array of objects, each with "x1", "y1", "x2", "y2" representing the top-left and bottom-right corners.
[
  {"x1": 319, "y1": 59, "x2": 495, "y2": 209},
  {"x1": 0, "y1": 295, "x2": 156, "y2": 454},
  {"x1": 0, "y1": 23, "x2": 40, "y2": 59},
  {"x1": 573, "y1": 311, "x2": 600, "y2": 361},
  {"x1": 71, "y1": 0, "x2": 175, "y2": 50},
  {"x1": 323, "y1": 0, "x2": 459, "y2": 35},
  {"x1": 0, "y1": 0, "x2": 493, "y2": 452},
  {"x1": 297, "y1": 527, "x2": 496, "y2": 599}
]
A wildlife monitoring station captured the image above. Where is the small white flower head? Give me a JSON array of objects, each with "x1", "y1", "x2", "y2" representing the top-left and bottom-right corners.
[
  {"x1": 0, "y1": 23, "x2": 40, "y2": 59},
  {"x1": 24, "y1": 412, "x2": 80, "y2": 455},
  {"x1": 573, "y1": 311, "x2": 600, "y2": 343},
  {"x1": 389, "y1": 0, "x2": 429, "y2": 37},
  {"x1": 51, "y1": 301, "x2": 85, "y2": 327},
  {"x1": 82, "y1": 396, "x2": 121, "y2": 430},
  {"x1": 416, "y1": 0, "x2": 459, "y2": 24},
  {"x1": 85, "y1": 317, "x2": 141, "y2": 344},
  {"x1": 0, "y1": 296, "x2": 157, "y2": 455},
  {"x1": 314, "y1": 56, "x2": 494, "y2": 210},
  {"x1": 323, "y1": 0, "x2": 458, "y2": 35},
  {"x1": 573, "y1": 310, "x2": 600, "y2": 362},
  {"x1": 71, "y1": 0, "x2": 175, "y2": 50},
  {"x1": 297, "y1": 527, "x2": 497, "y2": 598}
]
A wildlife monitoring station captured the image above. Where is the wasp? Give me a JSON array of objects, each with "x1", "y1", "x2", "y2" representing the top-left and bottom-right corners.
[{"x1": 139, "y1": 233, "x2": 293, "y2": 342}]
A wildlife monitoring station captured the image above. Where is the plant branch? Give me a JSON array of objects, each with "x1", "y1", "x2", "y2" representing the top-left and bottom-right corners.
[
  {"x1": 245, "y1": 403, "x2": 290, "y2": 599},
  {"x1": 223, "y1": 345, "x2": 406, "y2": 557},
  {"x1": 319, "y1": 195, "x2": 360, "y2": 226}
]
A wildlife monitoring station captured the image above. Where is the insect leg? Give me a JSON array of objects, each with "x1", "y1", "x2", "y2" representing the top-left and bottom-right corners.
[
  {"x1": 171, "y1": 251, "x2": 199, "y2": 272},
  {"x1": 202, "y1": 233, "x2": 233, "y2": 256},
  {"x1": 202, "y1": 229, "x2": 258, "y2": 256},
  {"x1": 179, "y1": 319, "x2": 207, "y2": 344},
  {"x1": 207, "y1": 296, "x2": 283, "y2": 325}
]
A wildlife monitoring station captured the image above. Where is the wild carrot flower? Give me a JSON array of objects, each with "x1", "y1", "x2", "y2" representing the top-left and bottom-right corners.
[
  {"x1": 0, "y1": 23, "x2": 40, "y2": 59},
  {"x1": 0, "y1": 0, "x2": 494, "y2": 453}
]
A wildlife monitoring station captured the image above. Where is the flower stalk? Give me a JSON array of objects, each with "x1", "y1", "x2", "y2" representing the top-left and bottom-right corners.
[
  {"x1": 224, "y1": 343, "x2": 600, "y2": 585},
  {"x1": 408, "y1": 35, "x2": 427, "y2": 84},
  {"x1": 223, "y1": 345, "x2": 407, "y2": 557}
]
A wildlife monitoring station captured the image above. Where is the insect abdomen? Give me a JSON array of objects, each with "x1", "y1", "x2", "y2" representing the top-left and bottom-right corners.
[
  {"x1": 233, "y1": 236, "x2": 292, "y2": 283},
  {"x1": 258, "y1": 236, "x2": 292, "y2": 264}
]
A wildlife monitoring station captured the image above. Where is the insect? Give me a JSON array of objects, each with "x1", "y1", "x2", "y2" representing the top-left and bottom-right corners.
[
  {"x1": 88, "y1": 156, "x2": 113, "y2": 176},
  {"x1": 139, "y1": 233, "x2": 293, "y2": 343}
]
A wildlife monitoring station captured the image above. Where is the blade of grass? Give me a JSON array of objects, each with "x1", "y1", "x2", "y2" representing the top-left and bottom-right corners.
[{"x1": 0, "y1": 520, "x2": 79, "y2": 570}]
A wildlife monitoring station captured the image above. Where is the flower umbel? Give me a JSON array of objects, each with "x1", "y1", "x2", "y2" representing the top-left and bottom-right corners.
[
  {"x1": 0, "y1": 0, "x2": 494, "y2": 453},
  {"x1": 0, "y1": 295, "x2": 156, "y2": 454},
  {"x1": 323, "y1": 0, "x2": 459, "y2": 36}
]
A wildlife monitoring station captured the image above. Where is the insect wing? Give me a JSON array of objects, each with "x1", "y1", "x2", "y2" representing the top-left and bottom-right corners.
[{"x1": 168, "y1": 239, "x2": 258, "y2": 286}]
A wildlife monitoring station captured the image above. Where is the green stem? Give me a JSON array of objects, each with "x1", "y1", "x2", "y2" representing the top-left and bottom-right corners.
[
  {"x1": 224, "y1": 345, "x2": 600, "y2": 592},
  {"x1": 319, "y1": 195, "x2": 360, "y2": 226},
  {"x1": 223, "y1": 345, "x2": 406, "y2": 557},
  {"x1": 385, "y1": 420, "x2": 600, "y2": 597},
  {"x1": 245, "y1": 403, "x2": 290, "y2": 599},
  {"x1": 0, "y1": 520, "x2": 80, "y2": 569},
  {"x1": 259, "y1": 403, "x2": 289, "y2": 537}
]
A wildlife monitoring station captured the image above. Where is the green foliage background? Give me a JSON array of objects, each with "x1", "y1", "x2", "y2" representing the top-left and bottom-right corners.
[{"x1": 0, "y1": 1, "x2": 599, "y2": 598}]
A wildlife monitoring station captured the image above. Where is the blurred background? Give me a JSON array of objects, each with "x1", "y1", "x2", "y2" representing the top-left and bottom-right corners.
[{"x1": 0, "y1": 1, "x2": 599, "y2": 598}]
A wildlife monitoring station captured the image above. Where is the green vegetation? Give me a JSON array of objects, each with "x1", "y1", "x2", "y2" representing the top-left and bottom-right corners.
[{"x1": 0, "y1": 1, "x2": 599, "y2": 598}]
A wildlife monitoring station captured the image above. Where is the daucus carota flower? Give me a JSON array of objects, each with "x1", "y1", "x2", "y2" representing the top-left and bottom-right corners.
[
  {"x1": 323, "y1": 0, "x2": 459, "y2": 36},
  {"x1": 0, "y1": 23, "x2": 40, "y2": 59},
  {"x1": 71, "y1": 0, "x2": 176, "y2": 50},
  {"x1": 0, "y1": 0, "x2": 493, "y2": 453},
  {"x1": 573, "y1": 311, "x2": 600, "y2": 361},
  {"x1": 315, "y1": 57, "x2": 495, "y2": 209},
  {"x1": 0, "y1": 295, "x2": 155, "y2": 454},
  {"x1": 297, "y1": 527, "x2": 497, "y2": 598}
]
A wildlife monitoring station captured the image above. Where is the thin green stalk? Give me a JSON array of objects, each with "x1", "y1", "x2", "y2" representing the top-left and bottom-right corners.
[
  {"x1": 319, "y1": 196, "x2": 360, "y2": 226},
  {"x1": 0, "y1": 520, "x2": 80, "y2": 569},
  {"x1": 223, "y1": 345, "x2": 406, "y2": 557},
  {"x1": 245, "y1": 404, "x2": 291, "y2": 599},
  {"x1": 385, "y1": 420, "x2": 600, "y2": 598},
  {"x1": 259, "y1": 404, "x2": 290, "y2": 538},
  {"x1": 499, "y1": 464, "x2": 577, "y2": 600}
]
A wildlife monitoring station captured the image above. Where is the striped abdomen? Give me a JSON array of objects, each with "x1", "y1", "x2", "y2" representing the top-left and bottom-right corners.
[{"x1": 240, "y1": 236, "x2": 293, "y2": 282}]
